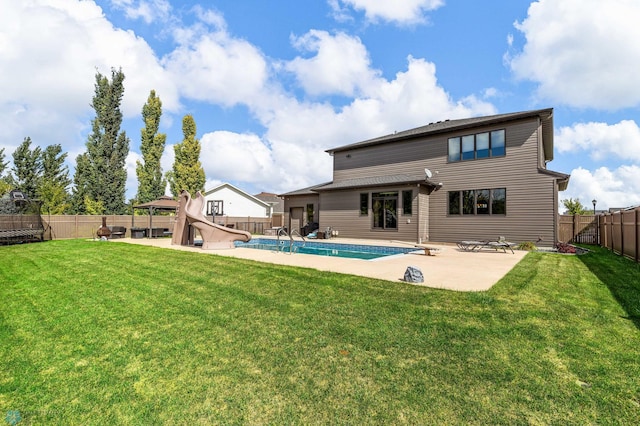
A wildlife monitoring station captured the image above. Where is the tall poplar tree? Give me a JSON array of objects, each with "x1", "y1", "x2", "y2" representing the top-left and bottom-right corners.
[
  {"x1": 136, "y1": 90, "x2": 167, "y2": 203},
  {"x1": 72, "y1": 68, "x2": 130, "y2": 214},
  {"x1": 12, "y1": 137, "x2": 42, "y2": 199},
  {"x1": 70, "y1": 153, "x2": 97, "y2": 214},
  {"x1": 167, "y1": 115, "x2": 205, "y2": 197}
]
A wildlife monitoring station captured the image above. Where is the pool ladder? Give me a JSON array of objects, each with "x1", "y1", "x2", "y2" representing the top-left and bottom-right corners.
[{"x1": 276, "y1": 228, "x2": 306, "y2": 254}]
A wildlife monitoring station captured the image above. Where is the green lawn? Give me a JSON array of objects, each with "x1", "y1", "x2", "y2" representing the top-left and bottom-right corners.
[{"x1": 1, "y1": 240, "x2": 639, "y2": 424}]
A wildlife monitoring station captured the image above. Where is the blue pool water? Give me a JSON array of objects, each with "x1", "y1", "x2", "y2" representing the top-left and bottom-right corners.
[{"x1": 234, "y1": 238, "x2": 415, "y2": 260}]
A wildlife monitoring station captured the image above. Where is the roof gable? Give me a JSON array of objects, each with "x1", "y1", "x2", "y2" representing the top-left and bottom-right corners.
[{"x1": 203, "y1": 183, "x2": 270, "y2": 208}]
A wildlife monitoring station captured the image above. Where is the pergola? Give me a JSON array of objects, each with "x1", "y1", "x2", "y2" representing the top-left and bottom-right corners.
[{"x1": 132, "y1": 195, "x2": 179, "y2": 238}]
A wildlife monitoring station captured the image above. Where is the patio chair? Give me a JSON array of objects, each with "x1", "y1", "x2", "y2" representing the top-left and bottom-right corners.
[
  {"x1": 456, "y1": 240, "x2": 487, "y2": 251},
  {"x1": 485, "y1": 236, "x2": 516, "y2": 254}
]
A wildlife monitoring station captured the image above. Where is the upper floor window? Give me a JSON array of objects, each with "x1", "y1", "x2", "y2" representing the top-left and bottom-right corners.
[{"x1": 448, "y1": 129, "x2": 506, "y2": 162}]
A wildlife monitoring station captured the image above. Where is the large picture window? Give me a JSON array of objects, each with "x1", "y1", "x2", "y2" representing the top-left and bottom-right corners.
[
  {"x1": 448, "y1": 129, "x2": 506, "y2": 162},
  {"x1": 448, "y1": 188, "x2": 506, "y2": 215},
  {"x1": 491, "y1": 188, "x2": 506, "y2": 214},
  {"x1": 372, "y1": 192, "x2": 398, "y2": 230}
]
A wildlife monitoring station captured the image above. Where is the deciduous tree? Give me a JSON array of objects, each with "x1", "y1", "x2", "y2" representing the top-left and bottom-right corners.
[{"x1": 562, "y1": 198, "x2": 587, "y2": 215}]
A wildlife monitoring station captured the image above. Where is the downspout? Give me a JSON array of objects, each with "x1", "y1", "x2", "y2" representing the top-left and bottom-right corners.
[{"x1": 417, "y1": 184, "x2": 421, "y2": 244}]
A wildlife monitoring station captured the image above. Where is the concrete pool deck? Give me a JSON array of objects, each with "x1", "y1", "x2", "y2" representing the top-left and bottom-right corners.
[{"x1": 114, "y1": 237, "x2": 527, "y2": 292}]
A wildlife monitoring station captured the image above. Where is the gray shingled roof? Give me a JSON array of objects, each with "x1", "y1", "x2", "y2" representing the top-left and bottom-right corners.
[
  {"x1": 279, "y1": 183, "x2": 331, "y2": 197},
  {"x1": 326, "y1": 108, "x2": 554, "y2": 155},
  {"x1": 313, "y1": 174, "x2": 438, "y2": 191}
]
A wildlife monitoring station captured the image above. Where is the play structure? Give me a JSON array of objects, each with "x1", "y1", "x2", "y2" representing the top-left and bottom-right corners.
[{"x1": 172, "y1": 190, "x2": 252, "y2": 249}]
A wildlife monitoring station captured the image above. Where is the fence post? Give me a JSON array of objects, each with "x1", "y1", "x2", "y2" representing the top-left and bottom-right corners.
[
  {"x1": 620, "y1": 212, "x2": 624, "y2": 257},
  {"x1": 633, "y1": 208, "x2": 640, "y2": 263}
]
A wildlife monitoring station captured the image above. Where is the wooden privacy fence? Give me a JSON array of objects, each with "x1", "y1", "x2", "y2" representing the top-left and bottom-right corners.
[
  {"x1": 42, "y1": 215, "x2": 274, "y2": 240},
  {"x1": 558, "y1": 214, "x2": 599, "y2": 245},
  {"x1": 598, "y1": 207, "x2": 640, "y2": 263}
]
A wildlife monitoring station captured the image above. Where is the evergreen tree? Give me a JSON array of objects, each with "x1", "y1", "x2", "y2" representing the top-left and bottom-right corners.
[
  {"x1": 0, "y1": 148, "x2": 11, "y2": 196},
  {"x1": 72, "y1": 68, "x2": 130, "y2": 214},
  {"x1": 12, "y1": 137, "x2": 42, "y2": 199},
  {"x1": 70, "y1": 153, "x2": 94, "y2": 214},
  {"x1": 136, "y1": 90, "x2": 167, "y2": 203},
  {"x1": 167, "y1": 114, "x2": 205, "y2": 197},
  {"x1": 38, "y1": 144, "x2": 71, "y2": 214}
]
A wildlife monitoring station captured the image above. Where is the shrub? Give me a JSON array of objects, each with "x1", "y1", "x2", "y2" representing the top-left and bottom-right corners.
[
  {"x1": 517, "y1": 241, "x2": 538, "y2": 251},
  {"x1": 556, "y1": 242, "x2": 577, "y2": 254}
]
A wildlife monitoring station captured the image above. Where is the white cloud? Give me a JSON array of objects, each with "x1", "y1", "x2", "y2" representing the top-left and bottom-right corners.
[
  {"x1": 109, "y1": 0, "x2": 172, "y2": 24},
  {"x1": 556, "y1": 120, "x2": 640, "y2": 161},
  {"x1": 330, "y1": 0, "x2": 444, "y2": 25},
  {"x1": 0, "y1": 0, "x2": 179, "y2": 155},
  {"x1": 0, "y1": 1, "x2": 496, "y2": 199},
  {"x1": 125, "y1": 150, "x2": 142, "y2": 200},
  {"x1": 562, "y1": 166, "x2": 640, "y2": 211},
  {"x1": 285, "y1": 30, "x2": 381, "y2": 97},
  {"x1": 162, "y1": 19, "x2": 268, "y2": 106},
  {"x1": 193, "y1": 49, "x2": 498, "y2": 195},
  {"x1": 508, "y1": 0, "x2": 640, "y2": 109}
]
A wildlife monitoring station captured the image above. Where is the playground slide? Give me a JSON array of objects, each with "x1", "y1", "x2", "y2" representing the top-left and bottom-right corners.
[{"x1": 173, "y1": 190, "x2": 251, "y2": 249}]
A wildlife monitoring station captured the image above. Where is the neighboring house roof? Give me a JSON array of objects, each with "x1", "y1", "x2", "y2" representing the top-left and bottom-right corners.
[
  {"x1": 254, "y1": 192, "x2": 284, "y2": 214},
  {"x1": 204, "y1": 183, "x2": 271, "y2": 209},
  {"x1": 326, "y1": 108, "x2": 555, "y2": 162}
]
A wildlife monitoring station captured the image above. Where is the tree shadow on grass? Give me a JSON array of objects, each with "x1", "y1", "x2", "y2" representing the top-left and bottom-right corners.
[{"x1": 578, "y1": 245, "x2": 640, "y2": 330}]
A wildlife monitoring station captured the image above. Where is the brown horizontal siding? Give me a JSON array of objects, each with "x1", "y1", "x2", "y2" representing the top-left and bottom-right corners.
[
  {"x1": 330, "y1": 117, "x2": 559, "y2": 246},
  {"x1": 427, "y1": 119, "x2": 559, "y2": 246},
  {"x1": 319, "y1": 188, "x2": 418, "y2": 241},
  {"x1": 332, "y1": 119, "x2": 535, "y2": 182}
]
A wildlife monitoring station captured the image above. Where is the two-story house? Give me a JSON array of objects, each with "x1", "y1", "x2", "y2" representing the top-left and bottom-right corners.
[{"x1": 281, "y1": 108, "x2": 570, "y2": 246}]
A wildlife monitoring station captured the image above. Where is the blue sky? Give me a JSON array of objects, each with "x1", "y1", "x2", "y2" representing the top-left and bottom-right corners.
[{"x1": 2, "y1": 0, "x2": 640, "y2": 211}]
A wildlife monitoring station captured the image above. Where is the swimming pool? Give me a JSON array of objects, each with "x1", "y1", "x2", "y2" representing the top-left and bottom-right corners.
[{"x1": 234, "y1": 238, "x2": 416, "y2": 260}]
